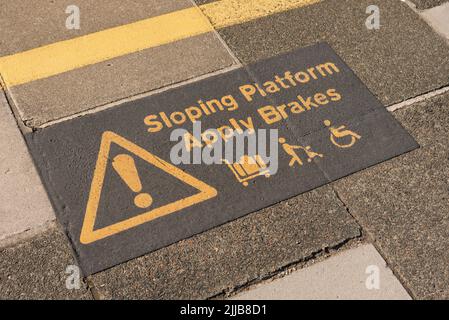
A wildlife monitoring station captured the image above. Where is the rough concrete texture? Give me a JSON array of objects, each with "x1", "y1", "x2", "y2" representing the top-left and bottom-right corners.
[
  {"x1": 334, "y1": 92, "x2": 449, "y2": 299},
  {"x1": 0, "y1": 90, "x2": 55, "y2": 241},
  {"x1": 421, "y1": 2, "x2": 449, "y2": 41},
  {"x1": 0, "y1": 225, "x2": 91, "y2": 299},
  {"x1": 1, "y1": 0, "x2": 235, "y2": 127},
  {"x1": 411, "y1": 0, "x2": 448, "y2": 10},
  {"x1": 232, "y1": 244, "x2": 411, "y2": 300},
  {"x1": 89, "y1": 185, "x2": 360, "y2": 299},
  {"x1": 199, "y1": 0, "x2": 449, "y2": 106}
]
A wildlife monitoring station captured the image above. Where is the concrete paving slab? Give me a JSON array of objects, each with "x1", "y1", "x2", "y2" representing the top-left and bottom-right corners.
[
  {"x1": 0, "y1": 0, "x2": 192, "y2": 56},
  {"x1": 1, "y1": 0, "x2": 234, "y2": 127},
  {"x1": 334, "y1": 92, "x2": 449, "y2": 299},
  {"x1": 89, "y1": 185, "x2": 361, "y2": 299},
  {"x1": 232, "y1": 244, "x2": 411, "y2": 300},
  {"x1": 9, "y1": 33, "x2": 235, "y2": 127},
  {"x1": 410, "y1": 0, "x2": 448, "y2": 10},
  {"x1": 26, "y1": 44, "x2": 416, "y2": 275},
  {"x1": 198, "y1": 0, "x2": 449, "y2": 106},
  {"x1": 0, "y1": 90, "x2": 55, "y2": 242},
  {"x1": 421, "y1": 2, "x2": 449, "y2": 41},
  {"x1": 0, "y1": 225, "x2": 91, "y2": 299}
]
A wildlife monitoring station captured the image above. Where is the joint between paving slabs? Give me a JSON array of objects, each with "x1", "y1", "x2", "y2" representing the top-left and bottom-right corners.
[
  {"x1": 402, "y1": 0, "x2": 420, "y2": 11},
  {"x1": 403, "y1": 0, "x2": 449, "y2": 46},
  {"x1": 0, "y1": 80, "x2": 62, "y2": 251},
  {"x1": 331, "y1": 180, "x2": 418, "y2": 300},
  {"x1": 188, "y1": 0, "x2": 243, "y2": 67},
  {"x1": 387, "y1": 84, "x2": 449, "y2": 112},
  {"x1": 21, "y1": 127, "x2": 87, "y2": 279},
  {"x1": 0, "y1": 220, "x2": 59, "y2": 251},
  {"x1": 401, "y1": 0, "x2": 446, "y2": 12},
  {"x1": 0, "y1": 73, "x2": 33, "y2": 135},
  {"x1": 209, "y1": 234, "x2": 364, "y2": 300},
  {"x1": 29, "y1": 61, "x2": 241, "y2": 130},
  {"x1": 84, "y1": 277, "x2": 102, "y2": 300}
]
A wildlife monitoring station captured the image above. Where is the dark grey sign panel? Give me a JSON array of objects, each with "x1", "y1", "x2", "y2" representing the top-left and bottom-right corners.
[{"x1": 27, "y1": 43, "x2": 418, "y2": 275}]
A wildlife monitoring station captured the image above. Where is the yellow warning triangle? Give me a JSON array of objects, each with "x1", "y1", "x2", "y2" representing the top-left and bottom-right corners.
[{"x1": 80, "y1": 131, "x2": 217, "y2": 244}]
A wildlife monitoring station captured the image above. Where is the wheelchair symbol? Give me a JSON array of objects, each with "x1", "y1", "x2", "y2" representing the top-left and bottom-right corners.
[{"x1": 324, "y1": 120, "x2": 361, "y2": 148}]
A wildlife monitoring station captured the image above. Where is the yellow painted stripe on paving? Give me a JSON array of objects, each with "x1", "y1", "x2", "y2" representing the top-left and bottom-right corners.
[
  {"x1": 0, "y1": 7, "x2": 213, "y2": 87},
  {"x1": 0, "y1": 0, "x2": 321, "y2": 88},
  {"x1": 201, "y1": 0, "x2": 321, "y2": 28}
]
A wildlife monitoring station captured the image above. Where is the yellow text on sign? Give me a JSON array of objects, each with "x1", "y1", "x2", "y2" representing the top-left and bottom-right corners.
[{"x1": 80, "y1": 131, "x2": 217, "y2": 245}]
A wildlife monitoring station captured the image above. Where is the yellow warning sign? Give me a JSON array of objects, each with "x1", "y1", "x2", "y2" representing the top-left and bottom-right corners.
[{"x1": 80, "y1": 131, "x2": 217, "y2": 244}]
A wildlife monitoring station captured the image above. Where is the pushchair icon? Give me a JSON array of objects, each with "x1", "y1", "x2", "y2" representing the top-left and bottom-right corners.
[{"x1": 223, "y1": 155, "x2": 271, "y2": 187}]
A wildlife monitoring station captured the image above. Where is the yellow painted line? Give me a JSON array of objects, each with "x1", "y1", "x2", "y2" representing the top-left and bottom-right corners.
[
  {"x1": 201, "y1": 0, "x2": 321, "y2": 28},
  {"x1": 0, "y1": 0, "x2": 321, "y2": 88},
  {"x1": 0, "y1": 7, "x2": 213, "y2": 87}
]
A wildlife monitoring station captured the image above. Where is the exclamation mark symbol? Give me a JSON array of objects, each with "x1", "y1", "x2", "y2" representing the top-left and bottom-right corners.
[{"x1": 112, "y1": 154, "x2": 153, "y2": 209}]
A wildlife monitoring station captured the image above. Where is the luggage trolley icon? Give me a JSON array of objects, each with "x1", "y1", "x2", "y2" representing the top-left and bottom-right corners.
[{"x1": 223, "y1": 155, "x2": 271, "y2": 187}]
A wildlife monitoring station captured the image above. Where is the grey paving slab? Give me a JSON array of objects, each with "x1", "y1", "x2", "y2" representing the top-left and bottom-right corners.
[
  {"x1": 201, "y1": 0, "x2": 449, "y2": 106},
  {"x1": 411, "y1": 0, "x2": 448, "y2": 9},
  {"x1": 0, "y1": 0, "x2": 192, "y2": 56},
  {"x1": 1, "y1": 0, "x2": 235, "y2": 127},
  {"x1": 10, "y1": 33, "x2": 235, "y2": 127},
  {"x1": 421, "y1": 2, "x2": 449, "y2": 41},
  {"x1": 334, "y1": 92, "x2": 449, "y2": 299},
  {"x1": 232, "y1": 244, "x2": 411, "y2": 300},
  {"x1": 89, "y1": 185, "x2": 360, "y2": 300},
  {"x1": 0, "y1": 90, "x2": 55, "y2": 242},
  {"x1": 26, "y1": 44, "x2": 416, "y2": 275},
  {"x1": 0, "y1": 225, "x2": 91, "y2": 299}
]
